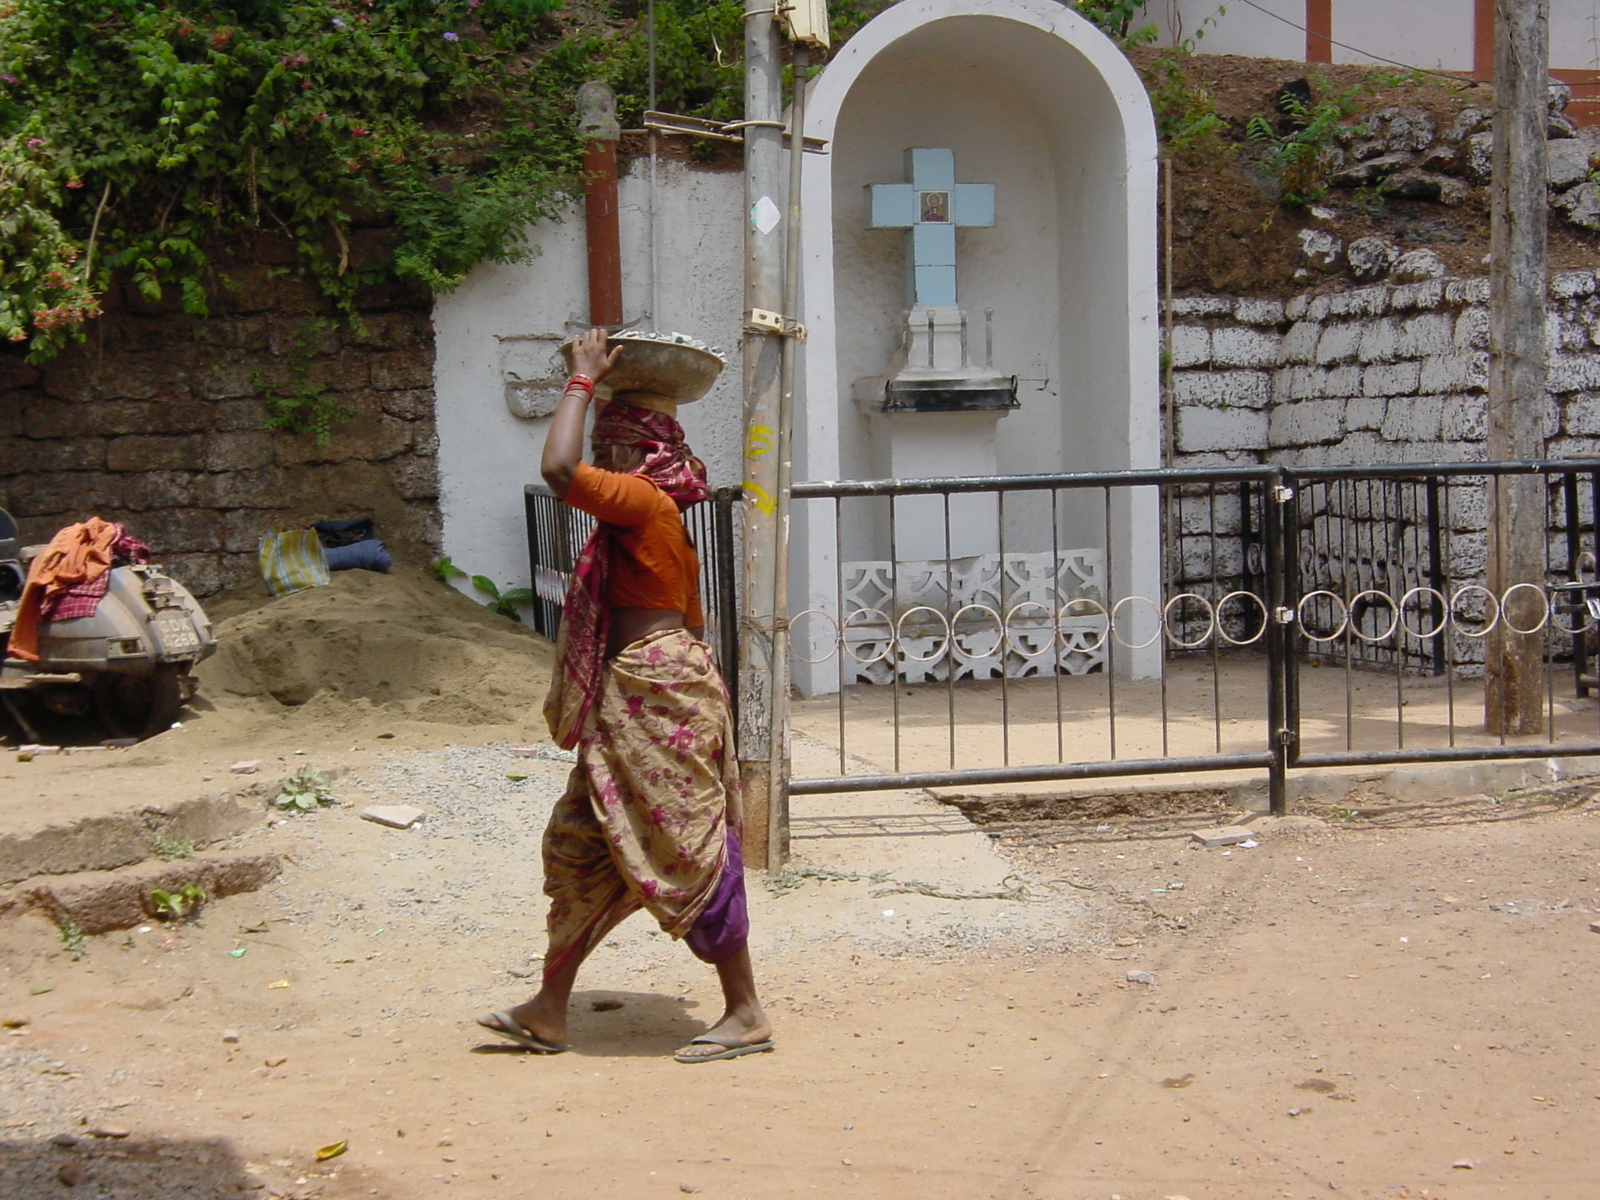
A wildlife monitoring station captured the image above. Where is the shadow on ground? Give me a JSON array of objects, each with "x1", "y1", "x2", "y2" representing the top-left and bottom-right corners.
[
  {"x1": 468, "y1": 988, "x2": 710, "y2": 1059},
  {"x1": 0, "y1": 1135, "x2": 262, "y2": 1198}
]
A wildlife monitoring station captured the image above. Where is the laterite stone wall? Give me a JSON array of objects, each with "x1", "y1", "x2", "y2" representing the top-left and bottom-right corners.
[{"x1": 0, "y1": 236, "x2": 439, "y2": 598}]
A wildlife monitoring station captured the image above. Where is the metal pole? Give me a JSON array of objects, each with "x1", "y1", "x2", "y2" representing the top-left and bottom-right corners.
[
  {"x1": 738, "y1": 0, "x2": 785, "y2": 869},
  {"x1": 764, "y1": 42, "x2": 809, "y2": 867},
  {"x1": 1485, "y1": 0, "x2": 1549, "y2": 735}
]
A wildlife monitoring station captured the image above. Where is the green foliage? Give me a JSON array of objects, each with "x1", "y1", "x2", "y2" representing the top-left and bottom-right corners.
[
  {"x1": 151, "y1": 882, "x2": 207, "y2": 921},
  {"x1": 1069, "y1": 1, "x2": 1159, "y2": 48},
  {"x1": 471, "y1": 573, "x2": 534, "y2": 619},
  {"x1": 1141, "y1": 49, "x2": 1228, "y2": 160},
  {"x1": 0, "y1": 0, "x2": 580, "y2": 360},
  {"x1": 1246, "y1": 75, "x2": 1398, "y2": 207},
  {"x1": 275, "y1": 764, "x2": 339, "y2": 811},
  {"x1": 57, "y1": 917, "x2": 86, "y2": 959},
  {"x1": 152, "y1": 833, "x2": 197, "y2": 861},
  {"x1": 429, "y1": 555, "x2": 466, "y2": 583},
  {"x1": 253, "y1": 316, "x2": 354, "y2": 444}
]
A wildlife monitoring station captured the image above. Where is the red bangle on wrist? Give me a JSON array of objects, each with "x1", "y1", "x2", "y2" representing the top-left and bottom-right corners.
[{"x1": 566, "y1": 373, "x2": 595, "y2": 394}]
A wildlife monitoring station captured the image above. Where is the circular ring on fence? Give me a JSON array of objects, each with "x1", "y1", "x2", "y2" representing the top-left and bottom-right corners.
[
  {"x1": 1001, "y1": 601, "x2": 1056, "y2": 659},
  {"x1": 1295, "y1": 589, "x2": 1349, "y2": 643},
  {"x1": 841, "y1": 606, "x2": 894, "y2": 665},
  {"x1": 948, "y1": 604, "x2": 1004, "y2": 661},
  {"x1": 1499, "y1": 582, "x2": 1550, "y2": 636},
  {"x1": 1397, "y1": 586, "x2": 1449, "y2": 641},
  {"x1": 788, "y1": 608, "x2": 841, "y2": 665},
  {"x1": 1448, "y1": 584, "x2": 1499, "y2": 639},
  {"x1": 1215, "y1": 590, "x2": 1269, "y2": 647},
  {"x1": 1548, "y1": 588, "x2": 1596, "y2": 636},
  {"x1": 1057, "y1": 597, "x2": 1109, "y2": 654},
  {"x1": 1110, "y1": 595, "x2": 1162, "y2": 650},
  {"x1": 1347, "y1": 589, "x2": 1400, "y2": 644},
  {"x1": 894, "y1": 605, "x2": 952, "y2": 662},
  {"x1": 1161, "y1": 592, "x2": 1216, "y2": 650}
]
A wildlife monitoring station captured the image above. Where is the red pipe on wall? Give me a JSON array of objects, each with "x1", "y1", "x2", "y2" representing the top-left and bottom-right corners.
[{"x1": 577, "y1": 82, "x2": 623, "y2": 328}]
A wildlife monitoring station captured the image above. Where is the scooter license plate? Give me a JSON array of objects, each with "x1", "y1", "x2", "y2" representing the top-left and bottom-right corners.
[{"x1": 153, "y1": 612, "x2": 200, "y2": 652}]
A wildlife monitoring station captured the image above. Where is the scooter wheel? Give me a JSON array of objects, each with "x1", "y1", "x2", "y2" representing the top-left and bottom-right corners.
[{"x1": 92, "y1": 664, "x2": 187, "y2": 741}]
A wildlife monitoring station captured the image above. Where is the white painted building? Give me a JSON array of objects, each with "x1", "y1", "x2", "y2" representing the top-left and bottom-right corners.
[
  {"x1": 432, "y1": 0, "x2": 1165, "y2": 692},
  {"x1": 1144, "y1": 1, "x2": 1600, "y2": 121}
]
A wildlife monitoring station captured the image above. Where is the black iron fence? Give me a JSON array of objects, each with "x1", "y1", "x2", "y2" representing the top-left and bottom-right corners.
[
  {"x1": 785, "y1": 461, "x2": 1600, "y2": 814},
  {"x1": 524, "y1": 463, "x2": 1600, "y2": 817},
  {"x1": 523, "y1": 484, "x2": 743, "y2": 719}
]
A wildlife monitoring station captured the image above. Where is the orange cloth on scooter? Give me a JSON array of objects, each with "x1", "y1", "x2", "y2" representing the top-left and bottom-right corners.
[{"x1": 4, "y1": 518, "x2": 119, "y2": 663}]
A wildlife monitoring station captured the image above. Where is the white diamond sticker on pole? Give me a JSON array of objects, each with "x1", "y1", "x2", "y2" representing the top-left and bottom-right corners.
[{"x1": 752, "y1": 195, "x2": 782, "y2": 236}]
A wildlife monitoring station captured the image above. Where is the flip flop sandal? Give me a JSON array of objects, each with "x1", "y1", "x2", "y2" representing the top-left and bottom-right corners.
[
  {"x1": 674, "y1": 1034, "x2": 776, "y2": 1064},
  {"x1": 476, "y1": 1011, "x2": 568, "y2": 1054}
]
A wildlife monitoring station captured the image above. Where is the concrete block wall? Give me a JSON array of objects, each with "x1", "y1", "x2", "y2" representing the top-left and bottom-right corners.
[{"x1": 1167, "y1": 272, "x2": 1600, "y2": 669}]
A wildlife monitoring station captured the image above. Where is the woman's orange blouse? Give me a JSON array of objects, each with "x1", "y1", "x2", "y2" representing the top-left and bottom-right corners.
[{"x1": 564, "y1": 462, "x2": 704, "y2": 627}]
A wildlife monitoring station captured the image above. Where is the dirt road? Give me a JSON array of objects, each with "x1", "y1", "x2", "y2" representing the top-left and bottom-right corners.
[{"x1": 4, "y1": 729, "x2": 1599, "y2": 1200}]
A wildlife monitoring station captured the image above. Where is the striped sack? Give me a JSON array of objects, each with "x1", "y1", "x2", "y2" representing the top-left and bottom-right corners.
[{"x1": 258, "y1": 527, "x2": 330, "y2": 596}]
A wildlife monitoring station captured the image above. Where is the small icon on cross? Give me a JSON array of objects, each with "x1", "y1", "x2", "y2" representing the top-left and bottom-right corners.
[{"x1": 867, "y1": 148, "x2": 996, "y2": 308}]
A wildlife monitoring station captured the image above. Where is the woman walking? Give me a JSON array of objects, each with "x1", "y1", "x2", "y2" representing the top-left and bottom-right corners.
[{"x1": 478, "y1": 328, "x2": 771, "y2": 1063}]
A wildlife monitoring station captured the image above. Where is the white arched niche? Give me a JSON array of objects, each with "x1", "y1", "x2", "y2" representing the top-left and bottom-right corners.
[{"x1": 790, "y1": 0, "x2": 1162, "y2": 694}]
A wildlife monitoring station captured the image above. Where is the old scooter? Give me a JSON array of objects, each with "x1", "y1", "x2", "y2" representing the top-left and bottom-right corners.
[{"x1": 0, "y1": 506, "x2": 217, "y2": 741}]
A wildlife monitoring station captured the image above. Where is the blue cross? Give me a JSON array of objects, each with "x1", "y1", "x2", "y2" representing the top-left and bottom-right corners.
[{"x1": 867, "y1": 148, "x2": 996, "y2": 308}]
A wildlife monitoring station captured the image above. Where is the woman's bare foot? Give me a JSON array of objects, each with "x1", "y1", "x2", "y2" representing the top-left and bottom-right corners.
[
  {"x1": 674, "y1": 946, "x2": 772, "y2": 1061},
  {"x1": 499, "y1": 995, "x2": 567, "y2": 1047},
  {"x1": 673, "y1": 1006, "x2": 774, "y2": 1062}
]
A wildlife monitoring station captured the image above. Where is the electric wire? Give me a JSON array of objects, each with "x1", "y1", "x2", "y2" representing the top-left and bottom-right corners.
[{"x1": 1224, "y1": 0, "x2": 1493, "y2": 86}]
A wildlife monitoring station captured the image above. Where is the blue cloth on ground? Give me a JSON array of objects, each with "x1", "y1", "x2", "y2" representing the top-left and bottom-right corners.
[{"x1": 323, "y1": 539, "x2": 393, "y2": 573}]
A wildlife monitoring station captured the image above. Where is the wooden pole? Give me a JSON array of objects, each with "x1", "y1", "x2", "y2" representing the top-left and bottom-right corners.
[{"x1": 1485, "y1": 0, "x2": 1549, "y2": 736}]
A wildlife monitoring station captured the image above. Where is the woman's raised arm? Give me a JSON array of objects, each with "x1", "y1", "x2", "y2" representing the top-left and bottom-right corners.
[{"x1": 540, "y1": 328, "x2": 622, "y2": 497}]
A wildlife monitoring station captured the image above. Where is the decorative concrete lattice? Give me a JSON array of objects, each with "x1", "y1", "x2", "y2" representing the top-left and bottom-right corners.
[{"x1": 838, "y1": 549, "x2": 1106, "y2": 684}]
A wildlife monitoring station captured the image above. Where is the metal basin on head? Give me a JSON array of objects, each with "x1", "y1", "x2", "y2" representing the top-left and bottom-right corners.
[{"x1": 559, "y1": 330, "x2": 725, "y2": 404}]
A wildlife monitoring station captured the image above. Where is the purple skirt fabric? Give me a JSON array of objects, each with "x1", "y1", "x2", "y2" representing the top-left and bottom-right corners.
[{"x1": 684, "y1": 827, "x2": 749, "y2": 964}]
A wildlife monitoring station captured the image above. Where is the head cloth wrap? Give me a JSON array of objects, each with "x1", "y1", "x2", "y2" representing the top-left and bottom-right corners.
[{"x1": 591, "y1": 401, "x2": 709, "y2": 510}]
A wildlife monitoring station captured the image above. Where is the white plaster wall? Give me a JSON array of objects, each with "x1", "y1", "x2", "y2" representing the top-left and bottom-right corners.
[
  {"x1": 1143, "y1": 0, "x2": 1304, "y2": 58},
  {"x1": 1152, "y1": 0, "x2": 1592, "y2": 72},
  {"x1": 1332, "y1": 0, "x2": 1473, "y2": 70},
  {"x1": 798, "y1": 0, "x2": 1162, "y2": 689},
  {"x1": 432, "y1": 161, "x2": 744, "y2": 606},
  {"x1": 1551, "y1": 1, "x2": 1600, "y2": 72},
  {"x1": 827, "y1": 45, "x2": 1062, "y2": 561}
]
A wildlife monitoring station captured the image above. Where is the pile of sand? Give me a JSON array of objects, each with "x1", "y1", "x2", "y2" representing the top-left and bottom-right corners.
[{"x1": 193, "y1": 567, "x2": 556, "y2": 729}]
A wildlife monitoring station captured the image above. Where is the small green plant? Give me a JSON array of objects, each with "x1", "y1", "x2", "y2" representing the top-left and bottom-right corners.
[
  {"x1": 1142, "y1": 49, "x2": 1229, "y2": 160},
  {"x1": 151, "y1": 834, "x2": 196, "y2": 861},
  {"x1": 1329, "y1": 804, "x2": 1362, "y2": 822},
  {"x1": 1246, "y1": 72, "x2": 1419, "y2": 207},
  {"x1": 255, "y1": 318, "x2": 356, "y2": 446},
  {"x1": 275, "y1": 765, "x2": 339, "y2": 812},
  {"x1": 57, "y1": 918, "x2": 86, "y2": 960},
  {"x1": 471, "y1": 575, "x2": 534, "y2": 620},
  {"x1": 150, "y1": 883, "x2": 207, "y2": 921},
  {"x1": 1070, "y1": 1, "x2": 1160, "y2": 48},
  {"x1": 430, "y1": 555, "x2": 466, "y2": 583}
]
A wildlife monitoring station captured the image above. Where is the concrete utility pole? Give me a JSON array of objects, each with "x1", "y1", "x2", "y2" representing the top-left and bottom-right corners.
[
  {"x1": 1485, "y1": 0, "x2": 1549, "y2": 736},
  {"x1": 738, "y1": 0, "x2": 786, "y2": 868}
]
